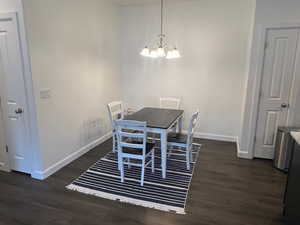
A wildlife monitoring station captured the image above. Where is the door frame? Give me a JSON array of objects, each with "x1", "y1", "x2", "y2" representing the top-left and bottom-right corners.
[
  {"x1": 0, "y1": 96, "x2": 9, "y2": 172},
  {"x1": 0, "y1": 12, "x2": 40, "y2": 175},
  {"x1": 240, "y1": 23, "x2": 300, "y2": 159}
]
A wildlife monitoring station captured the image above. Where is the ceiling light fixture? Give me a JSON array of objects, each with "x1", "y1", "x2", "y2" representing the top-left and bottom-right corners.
[{"x1": 140, "y1": 0, "x2": 181, "y2": 59}]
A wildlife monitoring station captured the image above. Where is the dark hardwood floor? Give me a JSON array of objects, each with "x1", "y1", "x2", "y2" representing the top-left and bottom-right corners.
[{"x1": 0, "y1": 139, "x2": 286, "y2": 225}]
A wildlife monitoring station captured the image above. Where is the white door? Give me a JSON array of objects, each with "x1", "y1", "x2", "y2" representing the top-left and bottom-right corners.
[
  {"x1": 0, "y1": 14, "x2": 31, "y2": 173},
  {"x1": 254, "y1": 28, "x2": 299, "y2": 159}
]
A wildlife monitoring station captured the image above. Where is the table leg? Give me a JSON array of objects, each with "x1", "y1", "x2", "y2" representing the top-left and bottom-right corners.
[
  {"x1": 160, "y1": 129, "x2": 167, "y2": 179},
  {"x1": 178, "y1": 116, "x2": 183, "y2": 133}
]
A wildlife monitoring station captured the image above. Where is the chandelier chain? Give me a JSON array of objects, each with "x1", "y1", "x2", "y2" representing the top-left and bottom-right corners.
[{"x1": 161, "y1": 0, "x2": 163, "y2": 36}]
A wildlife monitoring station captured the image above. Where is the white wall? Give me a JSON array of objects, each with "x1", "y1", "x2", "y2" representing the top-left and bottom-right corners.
[
  {"x1": 255, "y1": 0, "x2": 300, "y2": 23},
  {"x1": 240, "y1": 0, "x2": 300, "y2": 158},
  {"x1": 120, "y1": 0, "x2": 256, "y2": 141},
  {"x1": 23, "y1": 0, "x2": 121, "y2": 178},
  {"x1": 0, "y1": 0, "x2": 22, "y2": 13}
]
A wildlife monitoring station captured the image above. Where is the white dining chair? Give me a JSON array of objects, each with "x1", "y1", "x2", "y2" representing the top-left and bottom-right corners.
[
  {"x1": 167, "y1": 110, "x2": 200, "y2": 170},
  {"x1": 159, "y1": 97, "x2": 181, "y2": 135},
  {"x1": 114, "y1": 120, "x2": 155, "y2": 186},
  {"x1": 122, "y1": 102, "x2": 138, "y2": 115},
  {"x1": 160, "y1": 97, "x2": 181, "y2": 109},
  {"x1": 107, "y1": 101, "x2": 125, "y2": 153}
]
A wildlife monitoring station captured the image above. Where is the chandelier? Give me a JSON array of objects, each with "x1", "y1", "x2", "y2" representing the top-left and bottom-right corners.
[{"x1": 140, "y1": 0, "x2": 181, "y2": 59}]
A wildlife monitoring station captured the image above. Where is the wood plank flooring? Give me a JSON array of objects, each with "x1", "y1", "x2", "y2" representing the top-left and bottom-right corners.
[{"x1": 0, "y1": 139, "x2": 287, "y2": 225}]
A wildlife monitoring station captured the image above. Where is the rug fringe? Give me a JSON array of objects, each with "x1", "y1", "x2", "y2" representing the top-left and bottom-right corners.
[{"x1": 66, "y1": 184, "x2": 185, "y2": 214}]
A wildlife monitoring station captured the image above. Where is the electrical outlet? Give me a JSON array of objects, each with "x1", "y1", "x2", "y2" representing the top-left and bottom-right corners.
[{"x1": 40, "y1": 89, "x2": 51, "y2": 99}]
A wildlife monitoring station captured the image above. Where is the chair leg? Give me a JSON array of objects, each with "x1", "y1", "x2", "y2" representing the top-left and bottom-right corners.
[
  {"x1": 172, "y1": 123, "x2": 177, "y2": 133},
  {"x1": 186, "y1": 149, "x2": 190, "y2": 170},
  {"x1": 151, "y1": 150, "x2": 155, "y2": 173},
  {"x1": 115, "y1": 138, "x2": 118, "y2": 152},
  {"x1": 128, "y1": 158, "x2": 131, "y2": 168},
  {"x1": 141, "y1": 159, "x2": 145, "y2": 186},
  {"x1": 112, "y1": 134, "x2": 116, "y2": 153},
  {"x1": 167, "y1": 145, "x2": 172, "y2": 158},
  {"x1": 118, "y1": 150, "x2": 121, "y2": 171},
  {"x1": 120, "y1": 157, "x2": 124, "y2": 183}
]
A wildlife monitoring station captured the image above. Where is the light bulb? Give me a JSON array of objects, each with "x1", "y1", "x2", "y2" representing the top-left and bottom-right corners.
[
  {"x1": 166, "y1": 48, "x2": 181, "y2": 59},
  {"x1": 140, "y1": 47, "x2": 150, "y2": 57},
  {"x1": 166, "y1": 50, "x2": 174, "y2": 59},
  {"x1": 172, "y1": 48, "x2": 181, "y2": 58},
  {"x1": 156, "y1": 47, "x2": 166, "y2": 57},
  {"x1": 150, "y1": 50, "x2": 158, "y2": 58}
]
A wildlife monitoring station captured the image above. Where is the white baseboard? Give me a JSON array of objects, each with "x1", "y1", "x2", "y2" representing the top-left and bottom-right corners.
[
  {"x1": 238, "y1": 150, "x2": 252, "y2": 159},
  {"x1": 236, "y1": 136, "x2": 252, "y2": 159},
  {"x1": 0, "y1": 162, "x2": 8, "y2": 172},
  {"x1": 190, "y1": 131, "x2": 252, "y2": 160},
  {"x1": 31, "y1": 132, "x2": 112, "y2": 180},
  {"x1": 192, "y1": 131, "x2": 237, "y2": 143}
]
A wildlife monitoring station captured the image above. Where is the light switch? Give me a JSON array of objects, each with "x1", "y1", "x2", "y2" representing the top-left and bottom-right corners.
[{"x1": 40, "y1": 89, "x2": 51, "y2": 99}]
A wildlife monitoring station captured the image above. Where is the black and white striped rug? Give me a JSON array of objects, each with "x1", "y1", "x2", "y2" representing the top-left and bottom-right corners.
[{"x1": 66, "y1": 145, "x2": 201, "y2": 214}]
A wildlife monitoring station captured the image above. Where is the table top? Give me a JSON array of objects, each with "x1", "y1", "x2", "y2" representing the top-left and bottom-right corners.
[{"x1": 125, "y1": 107, "x2": 184, "y2": 129}]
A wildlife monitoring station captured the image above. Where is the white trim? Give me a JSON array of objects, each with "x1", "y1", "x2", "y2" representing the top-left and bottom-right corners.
[
  {"x1": 0, "y1": 162, "x2": 9, "y2": 172},
  {"x1": 31, "y1": 132, "x2": 112, "y2": 180},
  {"x1": 182, "y1": 130, "x2": 237, "y2": 142},
  {"x1": 240, "y1": 22, "x2": 300, "y2": 159},
  {"x1": 195, "y1": 132, "x2": 236, "y2": 142},
  {"x1": 238, "y1": 151, "x2": 252, "y2": 159},
  {"x1": 17, "y1": 6, "x2": 42, "y2": 176},
  {"x1": 153, "y1": 129, "x2": 237, "y2": 144},
  {"x1": 236, "y1": 137, "x2": 252, "y2": 159}
]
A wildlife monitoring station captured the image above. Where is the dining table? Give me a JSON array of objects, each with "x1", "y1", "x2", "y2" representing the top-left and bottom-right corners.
[{"x1": 125, "y1": 107, "x2": 184, "y2": 178}]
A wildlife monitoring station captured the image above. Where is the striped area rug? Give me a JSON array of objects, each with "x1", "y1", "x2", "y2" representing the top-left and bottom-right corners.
[{"x1": 66, "y1": 145, "x2": 201, "y2": 214}]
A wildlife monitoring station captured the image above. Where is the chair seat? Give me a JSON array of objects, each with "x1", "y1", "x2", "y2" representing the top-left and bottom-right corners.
[
  {"x1": 167, "y1": 132, "x2": 187, "y2": 144},
  {"x1": 122, "y1": 142, "x2": 155, "y2": 155}
]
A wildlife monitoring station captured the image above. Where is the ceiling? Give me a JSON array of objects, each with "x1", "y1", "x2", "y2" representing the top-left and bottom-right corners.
[
  {"x1": 113, "y1": 0, "x2": 157, "y2": 5},
  {"x1": 113, "y1": 0, "x2": 181, "y2": 6}
]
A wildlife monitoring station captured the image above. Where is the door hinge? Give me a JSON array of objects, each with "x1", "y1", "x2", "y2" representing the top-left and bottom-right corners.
[
  {"x1": 5, "y1": 145, "x2": 8, "y2": 153},
  {"x1": 254, "y1": 136, "x2": 257, "y2": 144}
]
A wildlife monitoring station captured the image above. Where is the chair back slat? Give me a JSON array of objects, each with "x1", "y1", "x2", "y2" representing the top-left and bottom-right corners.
[
  {"x1": 160, "y1": 97, "x2": 181, "y2": 109},
  {"x1": 120, "y1": 142, "x2": 144, "y2": 149},
  {"x1": 119, "y1": 131, "x2": 144, "y2": 139}
]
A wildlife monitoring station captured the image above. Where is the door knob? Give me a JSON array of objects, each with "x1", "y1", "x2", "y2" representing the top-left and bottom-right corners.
[
  {"x1": 15, "y1": 108, "x2": 23, "y2": 114},
  {"x1": 281, "y1": 103, "x2": 289, "y2": 108}
]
